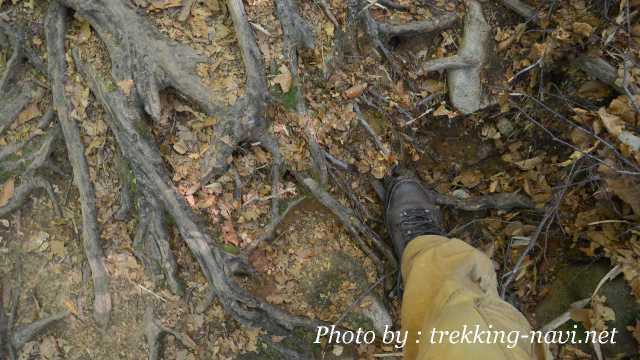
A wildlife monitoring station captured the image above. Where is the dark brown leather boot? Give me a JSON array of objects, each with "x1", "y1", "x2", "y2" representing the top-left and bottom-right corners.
[{"x1": 385, "y1": 176, "x2": 445, "y2": 259}]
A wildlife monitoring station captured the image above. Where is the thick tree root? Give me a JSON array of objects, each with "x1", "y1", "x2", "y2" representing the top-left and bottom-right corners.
[
  {"x1": 431, "y1": 191, "x2": 535, "y2": 212},
  {"x1": 45, "y1": 2, "x2": 112, "y2": 328},
  {"x1": 275, "y1": 0, "x2": 328, "y2": 185},
  {"x1": 199, "y1": 0, "x2": 275, "y2": 185},
  {"x1": 499, "y1": 0, "x2": 537, "y2": 19},
  {"x1": 421, "y1": 0, "x2": 493, "y2": 114},
  {"x1": 0, "y1": 83, "x2": 41, "y2": 137},
  {"x1": 144, "y1": 307, "x2": 195, "y2": 360},
  {"x1": 133, "y1": 184, "x2": 184, "y2": 296},
  {"x1": 73, "y1": 51, "x2": 319, "y2": 335},
  {"x1": 58, "y1": 0, "x2": 222, "y2": 120}
]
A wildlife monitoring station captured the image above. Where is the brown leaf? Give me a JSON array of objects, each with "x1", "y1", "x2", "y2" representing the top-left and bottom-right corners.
[
  {"x1": 514, "y1": 156, "x2": 543, "y2": 170},
  {"x1": 344, "y1": 83, "x2": 368, "y2": 99},
  {"x1": 17, "y1": 102, "x2": 41, "y2": 124},
  {"x1": 0, "y1": 178, "x2": 15, "y2": 207},
  {"x1": 221, "y1": 220, "x2": 240, "y2": 246},
  {"x1": 273, "y1": 64, "x2": 292, "y2": 93}
]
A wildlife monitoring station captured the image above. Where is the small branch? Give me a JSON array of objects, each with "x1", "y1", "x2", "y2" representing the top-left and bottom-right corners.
[
  {"x1": 500, "y1": 161, "x2": 580, "y2": 297},
  {"x1": 246, "y1": 196, "x2": 306, "y2": 253},
  {"x1": 354, "y1": 103, "x2": 390, "y2": 157}
]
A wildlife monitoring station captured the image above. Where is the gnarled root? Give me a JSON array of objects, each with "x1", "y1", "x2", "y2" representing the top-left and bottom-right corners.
[
  {"x1": 431, "y1": 191, "x2": 535, "y2": 212},
  {"x1": 72, "y1": 50, "x2": 319, "y2": 335},
  {"x1": 45, "y1": 2, "x2": 111, "y2": 328},
  {"x1": 133, "y1": 184, "x2": 184, "y2": 296},
  {"x1": 58, "y1": 0, "x2": 223, "y2": 120},
  {"x1": 421, "y1": 0, "x2": 493, "y2": 114}
]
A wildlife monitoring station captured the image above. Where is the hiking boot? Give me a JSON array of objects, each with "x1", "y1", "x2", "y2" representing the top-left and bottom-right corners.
[{"x1": 385, "y1": 176, "x2": 445, "y2": 259}]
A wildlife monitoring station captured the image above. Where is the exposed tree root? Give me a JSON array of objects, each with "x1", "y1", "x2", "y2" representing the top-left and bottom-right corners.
[
  {"x1": 275, "y1": 0, "x2": 328, "y2": 185},
  {"x1": 45, "y1": 2, "x2": 111, "y2": 328},
  {"x1": 0, "y1": 83, "x2": 42, "y2": 137},
  {"x1": 0, "y1": 16, "x2": 47, "y2": 76},
  {"x1": 246, "y1": 196, "x2": 306, "y2": 253},
  {"x1": 421, "y1": 0, "x2": 493, "y2": 114},
  {"x1": 58, "y1": 0, "x2": 222, "y2": 121},
  {"x1": 0, "y1": 283, "x2": 69, "y2": 360},
  {"x1": 498, "y1": 0, "x2": 537, "y2": 20},
  {"x1": 113, "y1": 151, "x2": 133, "y2": 221},
  {"x1": 0, "y1": 124, "x2": 61, "y2": 219},
  {"x1": 296, "y1": 175, "x2": 397, "y2": 273},
  {"x1": 133, "y1": 184, "x2": 184, "y2": 296},
  {"x1": 144, "y1": 307, "x2": 195, "y2": 360},
  {"x1": 430, "y1": 191, "x2": 535, "y2": 212},
  {"x1": 577, "y1": 55, "x2": 639, "y2": 96},
  {"x1": 72, "y1": 50, "x2": 319, "y2": 335}
]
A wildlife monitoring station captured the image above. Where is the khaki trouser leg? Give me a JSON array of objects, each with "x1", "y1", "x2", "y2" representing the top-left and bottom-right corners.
[{"x1": 401, "y1": 235, "x2": 534, "y2": 360}]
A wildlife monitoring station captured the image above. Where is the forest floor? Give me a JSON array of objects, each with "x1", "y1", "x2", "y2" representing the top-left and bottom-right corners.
[{"x1": 0, "y1": 0, "x2": 639, "y2": 359}]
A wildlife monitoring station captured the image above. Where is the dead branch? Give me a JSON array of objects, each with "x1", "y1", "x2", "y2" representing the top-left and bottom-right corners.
[
  {"x1": 500, "y1": 161, "x2": 580, "y2": 297},
  {"x1": 421, "y1": 0, "x2": 493, "y2": 114},
  {"x1": 73, "y1": 50, "x2": 319, "y2": 334},
  {"x1": 144, "y1": 307, "x2": 196, "y2": 360},
  {"x1": 431, "y1": 191, "x2": 535, "y2": 212},
  {"x1": 45, "y1": 2, "x2": 112, "y2": 328}
]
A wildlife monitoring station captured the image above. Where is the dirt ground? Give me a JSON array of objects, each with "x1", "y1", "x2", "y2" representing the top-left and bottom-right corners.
[{"x1": 1, "y1": 0, "x2": 639, "y2": 359}]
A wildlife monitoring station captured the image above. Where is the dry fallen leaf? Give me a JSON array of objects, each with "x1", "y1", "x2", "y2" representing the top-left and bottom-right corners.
[
  {"x1": 17, "y1": 102, "x2": 41, "y2": 124},
  {"x1": 117, "y1": 79, "x2": 135, "y2": 96},
  {"x1": 0, "y1": 177, "x2": 15, "y2": 207},
  {"x1": 221, "y1": 220, "x2": 240, "y2": 246},
  {"x1": 273, "y1": 64, "x2": 292, "y2": 93},
  {"x1": 344, "y1": 83, "x2": 367, "y2": 99},
  {"x1": 149, "y1": 0, "x2": 182, "y2": 10}
]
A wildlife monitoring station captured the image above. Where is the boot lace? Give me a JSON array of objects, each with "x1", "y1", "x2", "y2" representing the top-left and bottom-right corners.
[{"x1": 400, "y1": 208, "x2": 441, "y2": 239}]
